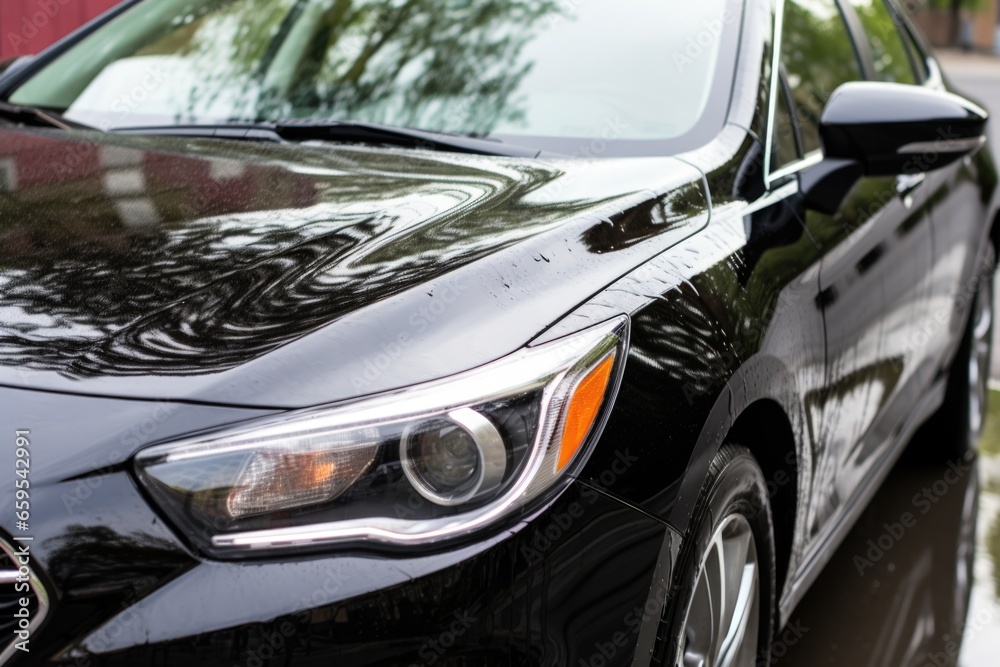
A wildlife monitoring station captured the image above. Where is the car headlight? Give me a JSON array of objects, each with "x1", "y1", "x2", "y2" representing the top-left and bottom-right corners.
[{"x1": 134, "y1": 316, "x2": 628, "y2": 555}]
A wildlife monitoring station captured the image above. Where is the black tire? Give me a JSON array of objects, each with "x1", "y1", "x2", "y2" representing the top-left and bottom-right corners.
[
  {"x1": 914, "y1": 243, "x2": 995, "y2": 463},
  {"x1": 660, "y1": 446, "x2": 777, "y2": 667}
]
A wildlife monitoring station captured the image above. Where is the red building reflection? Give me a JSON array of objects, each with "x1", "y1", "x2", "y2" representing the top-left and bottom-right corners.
[{"x1": 1, "y1": 0, "x2": 120, "y2": 61}]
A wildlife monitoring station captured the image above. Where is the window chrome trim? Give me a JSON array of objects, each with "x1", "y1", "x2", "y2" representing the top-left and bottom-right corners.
[
  {"x1": 0, "y1": 537, "x2": 48, "y2": 665},
  {"x1": 763, "y1": 0, "x2": 787, "y2": 186},
  {"x1": 766, "y1": 1, "x2": 954, "y2": 190},
  {"x1": 768, "y1": 150, "x2": 823, "y2": 183},
  {"x1": 925, "y1": 56, "x2": 944, "y2": 91},
  {"x1": 764, "y1": 0, "x2": 828, "y2": 189},
  {"x1": 742, "y1": 179, "x2": 800, "y2": 218}
]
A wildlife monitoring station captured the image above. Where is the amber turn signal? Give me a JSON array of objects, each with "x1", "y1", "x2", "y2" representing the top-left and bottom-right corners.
[{"x1": 557, "y1": 352, "x2": 616, "y2": 471}]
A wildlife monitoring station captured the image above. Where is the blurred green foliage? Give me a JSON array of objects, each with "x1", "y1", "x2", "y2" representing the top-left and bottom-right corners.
[
  {"x1": 982, "y1": 389, "x2": 1000, "y2": 457},
  {"x1": 923, "y1": 0, "x2": 989, "y2": 13}
]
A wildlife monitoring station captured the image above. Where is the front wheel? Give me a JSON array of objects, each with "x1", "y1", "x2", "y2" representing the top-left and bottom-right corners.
[
  {"x1": 661, "y1": 446, "x2": 776, "y2": 666},
  {"x1": 967, "y1": 258, "x2": 994, "y2": 447}
]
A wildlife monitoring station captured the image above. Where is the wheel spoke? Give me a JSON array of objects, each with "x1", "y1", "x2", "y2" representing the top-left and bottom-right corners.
[
  {"x1": 969, "y1": 278, "x2": 994, "y2": 443},
  {"x1": 707, "y1": 536, "x2": 726, "y2": 664},
  {"x1": 682, "y1": 568, "x2": 715, "y2": 667},
  {"x1": 718, "y1": 562, "x2": 758, "y2": 667},
  {"x1": 680, "y1": 515, "x2": 761, "y2": 667},
  {"x1": 973, "y1": 283, "x2": 992, "y2": 340},
  {"x1": 719, "y1": 525, "x2": 753, "y2": 636}
]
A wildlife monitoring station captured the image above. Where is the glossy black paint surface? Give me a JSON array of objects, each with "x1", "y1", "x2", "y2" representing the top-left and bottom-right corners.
[
  {"x1": 0, "y1": 0, "x2": 997, "y2": 664},
  {"x1": 819, "y1": 81, "x2": 988, "y2": 176},
  {"x1": 0, "y1": 386, "x2": 672, "y2": 666},
  {"x1": 0, "y1": 129, "x2": 707, "y2": 408},
  {"x1": 86, "y1": 484, "x2": 668, "y2": 667}
]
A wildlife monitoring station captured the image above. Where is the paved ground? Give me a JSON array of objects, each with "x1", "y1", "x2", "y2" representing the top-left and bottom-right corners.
[{"x1": 936, "y1": 50, "x2": 1000, "y2": 380}]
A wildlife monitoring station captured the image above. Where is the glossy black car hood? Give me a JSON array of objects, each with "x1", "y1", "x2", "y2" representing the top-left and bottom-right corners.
[{"x1": 0, "y1": 127, "x2": 708, "y2": 408}]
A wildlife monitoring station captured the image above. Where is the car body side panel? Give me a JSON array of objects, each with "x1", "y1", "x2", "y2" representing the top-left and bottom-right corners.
[
  {"x1": 544, "y1": 0, "x2": 996, "y2": 634},
  {"x1": 799, "y1": 177, "x2": 933, "y2": 542},
  {"x1": 926, "y1": 145, "x2": 999, "y2": 367},
  {"x1": 893, "y1": 6, "x2": 1000, "y2": 396},
  {"x1": 542, "y1": 0, "x2": 824, "y2": 593},
  {"x1": 0, "y1": 0, "x2": 997, "y2": 663}
]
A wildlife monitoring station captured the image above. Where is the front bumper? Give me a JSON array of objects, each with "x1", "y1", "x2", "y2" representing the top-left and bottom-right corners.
[
  {"x1": 63, "y1": 483, "x2": 673, "y2": 667},
  {"x1": 0, "y1": 387, "x2": 679, "y2": 666}
]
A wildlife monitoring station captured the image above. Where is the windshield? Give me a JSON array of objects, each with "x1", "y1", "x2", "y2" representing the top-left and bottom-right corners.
[{"x1": 7, "y1": 0, "x2": 734, "y2": 151}]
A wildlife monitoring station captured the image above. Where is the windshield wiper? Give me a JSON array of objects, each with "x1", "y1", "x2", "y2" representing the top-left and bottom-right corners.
[
  {"x1": 0, "y1": 100, "x2": 98, "y2": 131},
  {"x1": 113, "y1": 119, "x2": 545, "y2": 158}
]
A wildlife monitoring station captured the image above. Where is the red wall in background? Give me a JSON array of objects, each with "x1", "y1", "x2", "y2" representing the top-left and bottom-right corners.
[{"x1": 1, "y1": 0, "x2": 120, "y2": 60}]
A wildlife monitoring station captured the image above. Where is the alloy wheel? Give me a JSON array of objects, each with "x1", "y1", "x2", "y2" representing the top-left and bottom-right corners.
[
  {"x1": 678, "y1": 514, "x2": 760, "y2": 667},
  {"x1": 968, "y1": 273, "x2": 993, "y2": 448}
]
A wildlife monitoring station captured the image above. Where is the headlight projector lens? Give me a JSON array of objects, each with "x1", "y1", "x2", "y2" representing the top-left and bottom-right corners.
[{"x1": 400, "y1": 408, "x2": 507, "y2": 506}]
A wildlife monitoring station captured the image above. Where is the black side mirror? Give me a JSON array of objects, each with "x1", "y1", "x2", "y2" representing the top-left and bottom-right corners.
[{"x1": 801, "y1": 82, "x2": 988, "y2": 214}]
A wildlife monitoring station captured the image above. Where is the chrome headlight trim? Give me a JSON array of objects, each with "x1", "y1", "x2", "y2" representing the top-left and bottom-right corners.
[{"x1": 135, "y1": 316, "x2": 628, "y2": 553}]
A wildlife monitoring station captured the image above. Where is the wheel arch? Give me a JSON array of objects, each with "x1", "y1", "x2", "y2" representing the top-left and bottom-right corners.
[
  {"x1": 728, "y1": 399, "x2": 799, "y2": 605},
  {"x1": 666, "y1": 353, "x2": 808, "y2": 607}
]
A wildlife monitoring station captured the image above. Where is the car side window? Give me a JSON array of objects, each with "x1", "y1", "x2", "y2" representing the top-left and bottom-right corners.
[
  {"x1": 779, "y1": 0, "x2": 865, "y2": 156},
  {"x1": 892, "y1": 7, "x2": 931, "y2": 83},
  {"x1": 771, "y1": 69, "x2": 802, "y2": 170},
  {"x1": 846, "y1": 0, "x2": 918, "y2": 84}
]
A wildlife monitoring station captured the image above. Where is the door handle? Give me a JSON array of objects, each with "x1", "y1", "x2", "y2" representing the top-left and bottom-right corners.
[{"x1": 896, "y1": 173, "x2": 926, "y2": 209}]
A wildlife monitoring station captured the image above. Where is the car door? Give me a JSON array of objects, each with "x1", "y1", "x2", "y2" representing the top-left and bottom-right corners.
[
  {"x1": 832, "y1": 0, "x2": 942, "y2": 488},
  {"x1": 778, "y1": 0, "x2": 936, "y2": 544},
  {"x1": 841, "y1": 0, "x2": 942, "y2": 390},
  {"x1": 890, "y1": 4, "x2": 997, "y2": 395}
]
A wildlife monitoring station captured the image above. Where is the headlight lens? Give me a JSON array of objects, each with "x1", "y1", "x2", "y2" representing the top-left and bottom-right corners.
[
  {"x1": 400, "y1": 409, "x2": 507, "y2": 506},
  {"x1": 134, "y1": 316, "x2": 628, "y2": 555}
]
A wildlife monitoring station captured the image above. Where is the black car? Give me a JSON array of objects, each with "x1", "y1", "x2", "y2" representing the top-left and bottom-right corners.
[{"x1": 0, "y1": 0, "x2": 995, "y2": 665}]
